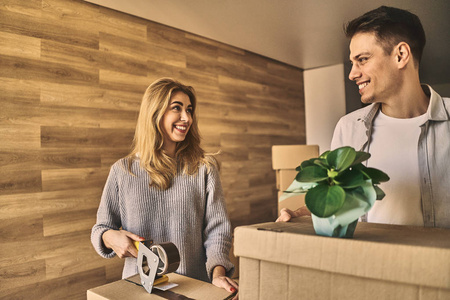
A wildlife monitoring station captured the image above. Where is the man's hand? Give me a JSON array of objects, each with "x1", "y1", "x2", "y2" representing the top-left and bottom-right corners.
[
  {"x1": 276, "y1": 206, "x2": 311, "y2": 222},
  {"x1": 102, "y1": 229, "x2": 145, "y2": 258},
  {"x1": 212, "y1": 265, "x2": 238, "y2": 300}
]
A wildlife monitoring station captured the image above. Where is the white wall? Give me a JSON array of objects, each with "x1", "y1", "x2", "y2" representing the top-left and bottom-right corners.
[{"x1": 304, "y1": 64, "x2": 347, "y2": 153}]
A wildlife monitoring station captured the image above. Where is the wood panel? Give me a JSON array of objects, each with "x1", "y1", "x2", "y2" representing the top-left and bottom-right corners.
[{"x1": 0, "y1": 0, "x2": 305, "y2": 298}]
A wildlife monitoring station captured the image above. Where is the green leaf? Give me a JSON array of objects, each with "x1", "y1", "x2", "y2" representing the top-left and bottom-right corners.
[
  {"x1": 351, "y1": 163, "x2": 365, "y2": 170},
  {"x1": 361, "y1": 167, "x2": 390, "y2": 184},
  {"x1": 296, "y1": 158, "x2": 316, "y2": 171},
  {"x1": 296, "y1": 166, "x2": 328, "y2": 182},
  {"x1": 305, "y1": 185, "x2": 346, "y2": 217},
  {"x1": 374, "y1": 185, "x2": 386, "y2": 200},
  {"x1": 326, "y1": 147, "x2": 356, "y2": 171},
  {"x1": 352, "y1": 163, "x2": 370, "y2": 179},
  {"x1": 328, "y1": 189, "x2": 371, "y2": 226},
  {"x1": 327, "y1": 169, "x2": 339, "y2": 178},
  {"x1": 279, "y1": 180, "x2": 317, "y2": 201},
  {"x1": 335, "y1": 169, "x2": 366, "y2": 189},
  {"x1": 350, "y1": 180, "x2": 377, "y2": 207},
  {"x1": 313, "y1": 158, "x2": 329, "y2": 169},
  {"x1": 319, "y1": 150, "x2": 330, "y2": 159},
  {"x1": 351, "y1": 151, "x2": 371, "y2": 166}
]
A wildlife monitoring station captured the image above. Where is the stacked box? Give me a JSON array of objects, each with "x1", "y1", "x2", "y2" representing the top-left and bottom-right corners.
[
  {"x1": 234, "y1": 217, "x2": 450, "y2": 300},
  {"x1": 272, "y1": 145, "x2": 319, "y2": 213}
]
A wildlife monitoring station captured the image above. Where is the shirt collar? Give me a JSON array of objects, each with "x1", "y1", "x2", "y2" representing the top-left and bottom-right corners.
[{"x1": 423, "y1": 84, "x2": 448, "y2": 121}]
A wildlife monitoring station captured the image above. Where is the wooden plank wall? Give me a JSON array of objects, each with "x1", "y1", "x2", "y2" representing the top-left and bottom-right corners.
[{"x1": 0, "y1": 0, "x2": 305, "y2": 299}]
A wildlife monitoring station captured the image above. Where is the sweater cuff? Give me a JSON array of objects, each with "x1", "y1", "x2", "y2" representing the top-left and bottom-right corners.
[
  {"x1": 206, "y1": 257, "x2": 235, "y2": 281},
  {"x1": 91, "y1": 226, "x2": 117, "y2": 259}
]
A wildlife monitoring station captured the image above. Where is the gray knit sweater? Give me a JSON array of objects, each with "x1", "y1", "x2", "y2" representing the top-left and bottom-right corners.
[{"x1": 91, "y1": 158, "x2": 234, "y2": 282}]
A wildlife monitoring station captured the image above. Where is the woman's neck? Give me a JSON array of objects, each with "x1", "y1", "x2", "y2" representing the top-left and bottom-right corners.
[{"x1": 163, "y1": 143, "x2": 176, "y2": 158}]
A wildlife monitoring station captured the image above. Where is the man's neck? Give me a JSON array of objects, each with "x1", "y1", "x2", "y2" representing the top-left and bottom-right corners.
[{"x1": 380, "y1": 77, "x2": 429, "y2": 119}]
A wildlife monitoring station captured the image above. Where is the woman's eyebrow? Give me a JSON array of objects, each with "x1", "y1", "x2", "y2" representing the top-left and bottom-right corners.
[{"x1": 170, "y1": 101, "x2": 193, "y2": 108}]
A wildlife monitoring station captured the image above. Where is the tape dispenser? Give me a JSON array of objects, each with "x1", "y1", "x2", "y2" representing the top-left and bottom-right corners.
[{"x1": 134, "y1": 240, "x2": 181, "y2": 294}]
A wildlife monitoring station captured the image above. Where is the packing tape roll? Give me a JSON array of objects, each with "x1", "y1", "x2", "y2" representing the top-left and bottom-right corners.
[{"x1": 150, "y1": 242, "x2": 180, "y2": 276}]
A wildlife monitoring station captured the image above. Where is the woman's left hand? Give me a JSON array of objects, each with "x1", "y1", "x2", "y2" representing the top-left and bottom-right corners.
[{"x1": 212, "y1": 266, "x2": 239, "y2": 300}]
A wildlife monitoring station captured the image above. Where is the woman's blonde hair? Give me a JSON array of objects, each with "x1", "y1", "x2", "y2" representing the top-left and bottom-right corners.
[{"x1": 127, "y1": 78, "x2": 216, "y2": 190}]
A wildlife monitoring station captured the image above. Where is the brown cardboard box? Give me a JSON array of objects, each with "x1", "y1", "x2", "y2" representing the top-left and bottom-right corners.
[
  {"x1": 277, "y1": 190, "x2": 305, "y2": 213},
  {"x1": 276, "y1": 169, "x2": 298, "y2": 191},
  {"x1": 272, "y1": 145, "x2": 320, "y2": 170},
  {"x1": 276, "y1": 170, "x2": 305, "y2": 213},
  {"x1": 87, "y1": 273, "x2": 233, "y2": 300},
  {"x1": 272, "y1": 145, "x2": 319, "y2": 213},
  {"x1": 234, "y1": 217, "x2": 450, "y2": 300}
]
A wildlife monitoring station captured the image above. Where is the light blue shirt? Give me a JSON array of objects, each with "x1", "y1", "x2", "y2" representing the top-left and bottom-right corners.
[{"x1": 331, "y1": 85, "x2": 450, "y2": 228}]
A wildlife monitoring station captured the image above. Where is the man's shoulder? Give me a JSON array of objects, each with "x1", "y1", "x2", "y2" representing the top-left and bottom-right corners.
[{"x1": 339, "y1": 104, "x2": 377, "y2": 123}]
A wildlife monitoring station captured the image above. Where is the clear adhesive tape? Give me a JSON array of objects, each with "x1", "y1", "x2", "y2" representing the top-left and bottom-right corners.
[{"x1": 150, "y1": 242, "x2": 181, "y2": 276}]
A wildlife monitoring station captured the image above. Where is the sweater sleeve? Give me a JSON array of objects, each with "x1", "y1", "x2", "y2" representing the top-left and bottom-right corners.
[
  {"x1": 90, "y1": 163, "x2": 122, "y2": 259},
  {"x1": 203, "y1": 165, "x2": 235, "y2": 280}
]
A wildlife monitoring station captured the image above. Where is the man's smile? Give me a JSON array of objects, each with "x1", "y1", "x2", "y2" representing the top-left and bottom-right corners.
[{"x1": 358, "y1": 81, "x2": 370, "y2": 90}]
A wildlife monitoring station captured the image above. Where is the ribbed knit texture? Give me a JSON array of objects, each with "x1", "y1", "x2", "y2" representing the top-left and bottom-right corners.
[{"x1": 91, "y1": 158, "x2": 234, "y2": 282}]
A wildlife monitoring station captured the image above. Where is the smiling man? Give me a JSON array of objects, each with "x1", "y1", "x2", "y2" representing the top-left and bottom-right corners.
[{"x1": 277, "y1": 6, "x2": 450, "y2": 228}]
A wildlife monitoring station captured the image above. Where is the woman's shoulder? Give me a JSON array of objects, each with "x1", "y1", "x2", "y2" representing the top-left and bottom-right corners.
[
  {"x1": 204, "y1": 154, "x2": 220, "y2": 167},
  {"x1": 194, "y1": 156, "x2": 221, "y2": 185},
  {"x1": 110, "y1": 156, "x2": 138, "y2": 174},
  {"x1": 111, "y1": 157, "x2": 127, "y2": 167},
  {"x1": 199, "y1": 155, "x2": 220, "y2": 173}
]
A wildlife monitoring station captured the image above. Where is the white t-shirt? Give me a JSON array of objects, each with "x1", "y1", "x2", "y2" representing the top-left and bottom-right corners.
[{"x1": 367, "y1": 110, "x2": 427, "y2": 226}]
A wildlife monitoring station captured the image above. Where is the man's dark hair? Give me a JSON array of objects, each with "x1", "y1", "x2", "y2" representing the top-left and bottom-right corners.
[{"x1": 344, "y1": 6, "x2": 426, "y2": 65}]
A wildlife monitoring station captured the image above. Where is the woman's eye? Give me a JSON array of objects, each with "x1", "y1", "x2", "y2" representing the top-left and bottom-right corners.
[
  {"x1": 186, "y1": 108, "x2": 193, "y2": 114},
  {"x1": 171, "y1": 105, "x2": 181, "y2": 111}
]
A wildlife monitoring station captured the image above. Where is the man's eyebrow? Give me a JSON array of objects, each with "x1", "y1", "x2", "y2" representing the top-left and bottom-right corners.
[{"x1": 350, "y1": 52, "x2": 371, "y2": 61}]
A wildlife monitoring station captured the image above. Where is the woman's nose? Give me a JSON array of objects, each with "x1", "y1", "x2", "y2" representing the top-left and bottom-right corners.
[{"x1": 180, "y1": 110, "x2": 189, "y2": 121}]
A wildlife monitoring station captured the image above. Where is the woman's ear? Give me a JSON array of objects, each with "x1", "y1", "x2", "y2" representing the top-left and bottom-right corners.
[{"x1": 395, "y1": 42, "x2": 411, "y2": 69}]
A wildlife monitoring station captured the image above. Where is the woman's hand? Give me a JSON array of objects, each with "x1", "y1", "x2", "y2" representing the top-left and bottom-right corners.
[
  {"x1": 212, "y1": 265, "x2": 238, "y2": 300},
  {"x1": 102, "y1": 229, "x2": 145, "y2": 258}
]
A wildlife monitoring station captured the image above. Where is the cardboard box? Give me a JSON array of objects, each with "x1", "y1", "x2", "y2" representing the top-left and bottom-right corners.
[
  {"x1": 272, "y1": 145, "x2": 319, "y2": 213},
  {"x1": 234, "y1": 217, "x2": 450, "y2": 300},
  {"x1": 276, "y1": 170, "x2": 305, "y2": 213},
  {"x1": 87, "y1": 273, "x2": 232, "y2": 300},
  {"x1": 276, "y1": 169, "x2": 298, "y2": 191},
  {"x1": 272, "y1": 145, "x2": 320, "y2": 170},
  {"x1": 277, "y1": 190, "x2": 305, "y2": 213}
]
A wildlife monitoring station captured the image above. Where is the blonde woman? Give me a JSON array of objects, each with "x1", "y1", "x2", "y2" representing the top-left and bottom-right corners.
[{"x1": 91, "y1": 78, "x2": 237, "y2": 296}]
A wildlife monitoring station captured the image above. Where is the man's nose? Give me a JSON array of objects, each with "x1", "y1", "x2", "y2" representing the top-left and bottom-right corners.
[{"x1": 348, "y1": 63, "x2": 361, "y2": 81}]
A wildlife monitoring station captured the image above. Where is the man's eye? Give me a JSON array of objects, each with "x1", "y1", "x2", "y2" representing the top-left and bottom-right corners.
[{"x1": 359, "y1": 57, "x2": 368, "y2": 63}]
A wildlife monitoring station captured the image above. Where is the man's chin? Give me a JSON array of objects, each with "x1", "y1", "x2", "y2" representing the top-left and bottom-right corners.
[{"x1": 360, "y1": 95, "x2": 375, "y2": 104}]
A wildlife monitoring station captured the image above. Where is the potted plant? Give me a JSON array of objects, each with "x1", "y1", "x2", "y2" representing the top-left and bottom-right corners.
[{"x1": 280, "y1": 146, "x2": 389, "y2": 238}]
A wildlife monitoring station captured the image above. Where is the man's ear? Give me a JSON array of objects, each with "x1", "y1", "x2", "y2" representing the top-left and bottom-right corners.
[{"x1": 395, "y1": 42, "x2": 411, "y2": 69}]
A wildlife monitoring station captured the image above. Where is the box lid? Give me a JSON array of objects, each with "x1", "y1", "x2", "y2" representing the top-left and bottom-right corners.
[
  {"x1": 234, "y1": 217, "x2": 450, "y2": 289},
  {"x1": 272, "y1": 145, "x2": 319, "y2": 169},
  {"x1": 87, "y1": 273, "x2": 231, "y2": 300}
]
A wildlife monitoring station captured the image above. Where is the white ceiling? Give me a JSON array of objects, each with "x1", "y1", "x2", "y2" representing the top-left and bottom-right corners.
[{"x1": 85, "y1": 0, "x2": 450, "y2": 85}]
